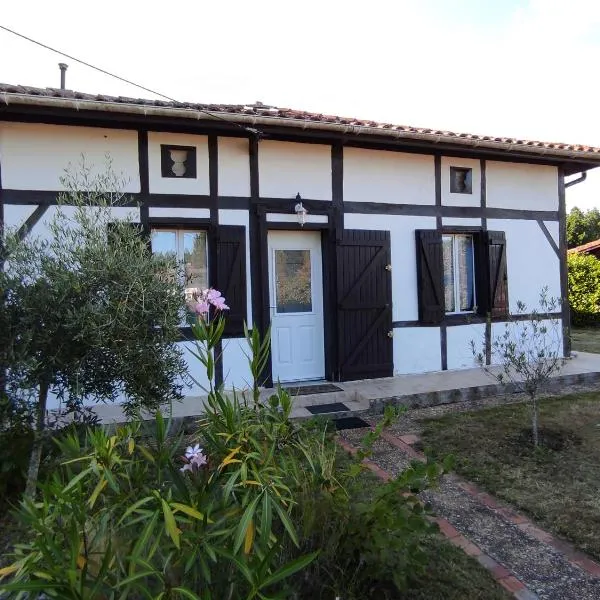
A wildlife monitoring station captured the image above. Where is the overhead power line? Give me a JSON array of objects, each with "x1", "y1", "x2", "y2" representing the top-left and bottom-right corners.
[{"x1": 0, "y1": 24, "x2": 256, "y2": 133}]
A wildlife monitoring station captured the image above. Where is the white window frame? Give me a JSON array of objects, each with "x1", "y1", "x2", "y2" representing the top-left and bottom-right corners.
[{"x1": 443, "y1": 233, "x2": 476, "y2": 315}]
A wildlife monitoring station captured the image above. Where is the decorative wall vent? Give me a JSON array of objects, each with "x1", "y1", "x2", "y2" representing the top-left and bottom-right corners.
[
  {"x1": 450, "y1": 166, "x2": 472, "y2": 194},
  {"x1": 160, "y1": 145, "x2": 197, "y2": 178}
]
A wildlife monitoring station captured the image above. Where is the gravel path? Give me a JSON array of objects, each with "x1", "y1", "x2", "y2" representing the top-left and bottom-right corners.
[{"x1": 339, "y1": 403, "x2": 600, "y2": 600}]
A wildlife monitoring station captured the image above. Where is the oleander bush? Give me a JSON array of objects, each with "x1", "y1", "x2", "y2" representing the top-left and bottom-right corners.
[{"x1": 0, "y1": 292, "x2": 447, "y2": 599}]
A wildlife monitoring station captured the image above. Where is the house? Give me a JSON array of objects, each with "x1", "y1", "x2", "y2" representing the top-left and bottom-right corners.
[
  {"x1": 1, "y1": 83, "x2": 599, "y2": 408},
  {"x1": 568, "y1": 239, "x2": 600, "y2": 259}
]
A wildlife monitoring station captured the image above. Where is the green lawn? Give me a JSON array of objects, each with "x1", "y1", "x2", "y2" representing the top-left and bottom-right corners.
[
  {"x1": 351, "y1": 459, "x2": 510, "y2": 600},
  {"x1": 571, "y1": 326, "x2": 600, "y2": 354},
  {"x1": 400, "y1": 536, "x2": 511, "y2": 600},
  {"x1": 420, "y1": 392, "x2": 600, "y2": 560}
]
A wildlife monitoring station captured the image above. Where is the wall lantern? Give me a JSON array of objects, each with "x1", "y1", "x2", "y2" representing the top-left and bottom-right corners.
[{"x1": 294, "y1": 193, "x2": 308, "y2": 227}]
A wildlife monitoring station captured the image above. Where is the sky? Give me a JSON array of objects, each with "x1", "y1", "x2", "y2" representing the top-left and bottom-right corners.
[{"x1": 1, "y1": 0, "x2": 600, "y2": 210}]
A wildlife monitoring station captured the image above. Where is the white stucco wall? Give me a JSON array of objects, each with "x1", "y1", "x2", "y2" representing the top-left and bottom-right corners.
[
  {"x1": 487, "y1": 161, "x2": 558, "y2": 211},
  {"x1": 394, "y1": 327, "x2": 441, "y2": 374},
  {"x1": 218, "y1": 137, "x2": 250, "y2": 197},
  {"x1": 258, "y1": 141, "x2": 332, "y2": 200},
  {"x1": 488, "y1": 218, "x2": 561, "y2": 311},
  {"x1": 148, "y1": 132, "x2": 209, "y2": 195},
  {"x1": 21, "y1": 205, "x2": 140, "y2": 241},
  {"x1": 222, "y1": 338, "x2": 253, "y2": 390},
  {"x1": 491, "y1": 319, "x2": 563, "y2": 365},
  {"x1": 442, "y1": 217, "x2": 483, "y2": 227},
  {"x1": 0, "y1": 122, "x2": 140, "y2": 192},
  {"x1": 344, "y1": 148, "x2": 434, "y2": 204},
  {"x1": 3, "y1": 204, "x2": 39, "y2": 230},
  {"x1": 344, "y1": 213, "x2": 436, "y2": 322},
  {"x1": 148, "y1": 207, "x2": 211, "y2": 219},
  {"x1": 441, "y1": 157, "x2": 481, "y2": 207},
  {"x1": 446, "y1": 323, "x2": 485, "y2": 370},
  {"x1": 266, "y1": 213, "x2": 328, "y2": 224}
]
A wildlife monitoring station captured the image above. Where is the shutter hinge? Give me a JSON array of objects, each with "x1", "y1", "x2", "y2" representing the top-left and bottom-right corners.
[
  {"x1": 385, "y1": 264, "x2": 392, "y2": 271},
  {"x1": 387, "y1": 330, "x2": 394, "y2": 338}
]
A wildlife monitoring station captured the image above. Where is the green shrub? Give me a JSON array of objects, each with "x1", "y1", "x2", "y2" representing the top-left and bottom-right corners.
[
  {"x1": 0, "y1": 292, "x2": 447, "y2": 599},
  {"x1": 568, "y1": 253, "x2": 600, "y2": 325}
]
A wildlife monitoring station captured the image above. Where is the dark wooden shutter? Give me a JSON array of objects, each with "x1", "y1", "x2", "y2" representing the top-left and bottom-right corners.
[
  {"x1": 415, "y1": 230, "x2": 444, "y2": 323},
  {"x1": 336, "y1": 230, "x2": 393, "y2": 381},
  {"x1": 486, "y1": 231, "x2": 508, "y2": 317},
  {"x1": 216, "y1": 225, "x2": 247, "y2": 337}
]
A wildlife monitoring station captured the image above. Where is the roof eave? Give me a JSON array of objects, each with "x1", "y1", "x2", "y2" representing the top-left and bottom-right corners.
[{"x1": 2, "y1": 92, "x2": 600, "y2": 170}]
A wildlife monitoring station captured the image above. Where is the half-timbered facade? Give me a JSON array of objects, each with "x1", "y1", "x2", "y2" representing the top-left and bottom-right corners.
[{"x1": 1, "y1": 84, "x2": 599, "y2": 408}]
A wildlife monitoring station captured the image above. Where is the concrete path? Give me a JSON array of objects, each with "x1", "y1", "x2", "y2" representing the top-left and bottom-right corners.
[
  {"x1": 338, "y1": 418, "x2": 600, "y2": 600},
  {"x1": 92, "y1": 351, "x2": 600, "y2": 424}
]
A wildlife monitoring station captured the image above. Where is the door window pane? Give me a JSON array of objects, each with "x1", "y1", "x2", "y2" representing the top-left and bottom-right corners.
[
  {"x1": 442, "y1": 236, "x2": 455, "y2": 313},
  {"x1": 275, "y1": 250, "x2": 312, "y2": 313},
  {"x1": 456, "y1": 235, "x2": 475, "y2": 311}
]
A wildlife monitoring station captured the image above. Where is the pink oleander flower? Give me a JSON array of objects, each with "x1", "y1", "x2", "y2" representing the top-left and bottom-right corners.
[
  {"x1": 194, "y1": 301, "x2": 210, "y2": 315},
  {"x1": 180, "y1": 443, "x2": 208, "y2": 473},
  {"x1": 192, "y1": 288, "x2": 230, "y2": 317}
]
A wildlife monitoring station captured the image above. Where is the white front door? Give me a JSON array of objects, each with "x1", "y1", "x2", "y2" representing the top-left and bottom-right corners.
[{"x1": 268, "y1": 231, "x2": 325, "y2": 383}]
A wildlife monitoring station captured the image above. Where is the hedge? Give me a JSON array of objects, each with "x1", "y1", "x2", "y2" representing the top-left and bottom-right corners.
[{"x1": 568, "y1": 252, "x2": 600, "y2": 325}]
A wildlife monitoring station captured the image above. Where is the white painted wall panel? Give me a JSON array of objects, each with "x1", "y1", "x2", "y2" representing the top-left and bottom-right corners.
[
  {"x1": 487, "y1": 162, "x2": 558, "y2": 210},
  {"x1": 0, "y1": 122, "x2": 140, "y2": 192},
  {"x1": 180, "y1": 341, "x2": 211, "y2": 396},
  {"x1": 266, "y1": 213, "x2": 328, "y2": 223},
  {"x1": 218, "y1": 137, "x2": 250, "y2": 197},
  {"x1": 394, "y1": 327, "x2": 441, "y2": 374},
  {"x1": 446, "y1": 324, "x2": 484, "y2": 370},
  {"x1": 148, "y1": 132, "x2": 209, "y2": 195},
  {"x1": 442, "y1": 217, "x2": 482, "y2": 227},
  {"x1": 149, "y1": 207, "x2": 211, "y2": 219},
  {"x1": 3, "y1": 205, "x2": 38, "y2": 230},
  {"x1": 344, "y1": 148, "x2": 434, "y2": 204},
  {"x1": 441, "y1": 157, "x2": 481, "y2": 207},
  {"x1": 488, "y1": 219, "x2": 561, "y2": 311},
  {"x1": 543, "y1": 220, "x2": 559, "y2": 247},
  {"x1": 218, "y1": 209, "x2": 252, "y2": 328},
  {"x1": 491, "y1": 319, "x2": 563, "y2": 366},
  {"x1": 26, "y1": 205, "x2": 140, "y2": 241},
  {"x1": 259, "y1": 141, "x2": 332, "y2": 200},
  {"x1": 344, "y1": 213, "x2": 437, "y2": 321},
  {"x1": 222, "y1": 338, "x2": 253, "y2": 390}
]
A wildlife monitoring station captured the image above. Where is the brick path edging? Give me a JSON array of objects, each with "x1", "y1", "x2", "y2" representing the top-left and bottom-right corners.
[
  {"x1": 336, "y1": 435, "x2": 535, "y2": 599},
  {"x1": 389, "y1": 431, "x2": 600, "y2": 579}
]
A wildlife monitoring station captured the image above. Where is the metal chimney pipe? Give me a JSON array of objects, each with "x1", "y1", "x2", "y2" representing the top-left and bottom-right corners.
[{"x1": 58, "y1": 63, "x2": 68, "y2": 90}]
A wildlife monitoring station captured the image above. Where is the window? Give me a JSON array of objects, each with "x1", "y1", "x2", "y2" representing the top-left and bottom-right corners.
[
  {"x1": 416, "y1": 229, "x2": 507, "y2": 324},
  {"x1": 450, "y1": 166, "x2": 472, "y2": 194},
  {"x1": 442, "y1": 234, "x2": 476, "y2": 313},
  {"x1": 151, "y1": 228, "x2": 208, "y2": 321}
]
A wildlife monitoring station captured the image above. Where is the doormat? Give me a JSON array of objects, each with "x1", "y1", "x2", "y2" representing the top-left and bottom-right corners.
[
  {"x1": 306, "y1": 402, "x2": 350, "y2": 415},
  {"x1": 334, "y1": 416, "x2": 371, "y2": 430},
  {"x1": 282, "y1": 383, "x2": 343, "y2": 396}
]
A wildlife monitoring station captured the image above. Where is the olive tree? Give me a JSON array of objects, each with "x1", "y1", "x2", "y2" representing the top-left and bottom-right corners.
[
  {"x1": 0, "y1": 160, "x2": 187, "y2": 496},
  {"x1": 471, "y1": 288, "x2": 566, "y2": 448}
]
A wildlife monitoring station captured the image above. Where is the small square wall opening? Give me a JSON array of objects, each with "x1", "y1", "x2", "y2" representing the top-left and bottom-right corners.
[
  {"x1": 160, "y1": 145, "x2": 197, "y2": 178},
  {"x1": 450, "y1": 167, "x2": 472, "y2": 194}
]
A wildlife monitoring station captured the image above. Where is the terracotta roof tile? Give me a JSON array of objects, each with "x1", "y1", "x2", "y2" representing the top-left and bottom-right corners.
[
  {"x1": 2, "y1": 82, "x2": 600, "y2": 161},
  {"x1": 568, "y1": 239, "x2": 600, "y2": 254}
]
